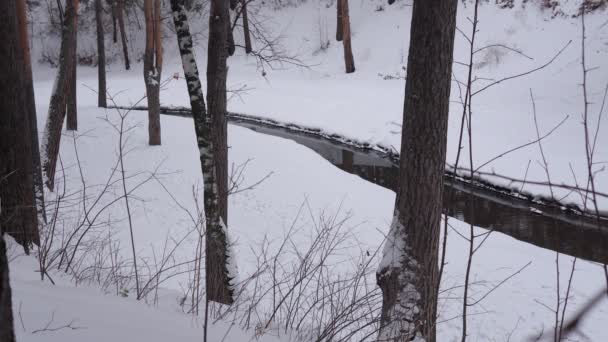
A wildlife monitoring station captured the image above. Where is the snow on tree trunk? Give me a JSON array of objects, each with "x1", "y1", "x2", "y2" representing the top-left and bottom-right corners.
[
  {"x1": 42, "y1": 0, "x2": 79, "y2": 191},
  {"x1": 170, "y1": 0, "x2": 234, "y2": 305},
  {"x1": 1, "y1": 0, "x2": 40, "y2": 252},
  {"x1": 376, "y1": 0, "x2": 458, "y2": 340},
  {"x1": 143, "y1": 0, "x2": 162, "y2": 146}
]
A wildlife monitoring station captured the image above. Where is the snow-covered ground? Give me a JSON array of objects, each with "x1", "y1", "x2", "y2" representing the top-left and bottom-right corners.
[{"x1": 9, "y1": 0, "x2": 608, "y2": 341}]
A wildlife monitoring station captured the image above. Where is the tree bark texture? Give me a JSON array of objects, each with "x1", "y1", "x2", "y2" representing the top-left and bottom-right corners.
[
  {"x1": 117, "y1": 0, "x2": 130, "y2": 70},
  {"x1": 206, "y1": 0, "x2": 233, "y2": 305},
  {"x1": 170, "y1": 0, "x2": 234, "y2": 305},
  {"x1": 376, "y1": 0, "x2": 457, "y2": 340},
  {"x1": 1, "y1": 0, "x2": 40, "y2": 252},
  {"x1": 241, "y1": 0, "x2": 252, "y2": 54},
  {"x1": 17, "y1": 0, "x2": 47, "y2": 226},
  {"x1": 96, "y1": 0, "x2": 107, "y2": 107},
  {"x1": 66, "y1": 0, "x2": 79, "y2": 131},
  {"x1": 143, "y1": 0, "x2": 163, "y2": 145},
  {"x1": 341, "y1": 0, "x2": 355, "y2": 73},
  {"x1": 336, "y1": 0, "x2": 343, "y2": 42},
  {"x1": 42, "y1": 0, "x2": 78, "y2": 191}
]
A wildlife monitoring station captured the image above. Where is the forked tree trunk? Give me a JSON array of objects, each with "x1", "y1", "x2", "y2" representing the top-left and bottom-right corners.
[
  {"x1": 143, "y1": 0, "x2": 162, "y2": 145},
  {"x1": 336, "y1": 0, "x2": 343, "y2": 42},
  {"x1": 170, "y1": 0, "x2": 234, "y2": 305},
  {"x1": 117, "y1": 0, "x2": 130, "y2": 70},
  {"x1": 42, "y1": 0, "x2": 78, "y2": 191},
  {"x1": 66, "y1": 0, "x2": 79, "y2": 130},
  {"x1": 341, "y1": 0, "x2": 354, "y2": 73},
  {"x1": 96, "y1": 0, "x2": 107, "y2": 107},
  {"x1": 376, "y1": 0, "x2": 457, "y2": 340},
  {"x1": 16, "y1": 0, "x2": 47, "y2": 226},
  {"x1": 0, "y1": 0, "x2": 40, "y2": 254},
  {"x1": 241, "y1": 0, "x2": 252, "y2": 54},
  {"x1": 206, "y1": 0, "x2": 233, "y2": 305}
]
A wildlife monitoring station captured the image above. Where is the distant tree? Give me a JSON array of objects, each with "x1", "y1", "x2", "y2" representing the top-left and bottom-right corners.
[
  {"x1": 96, "y1": 0, "x2": 107, "y2": 107},
  {"x1": 170, "y1": 0, "x2": 234, "y2": 305},
  {"x1": 66, "y1": 0, "x2": 79, "y2": 130},
  {"x1": 1, "y1": 0, "x2": 40, "y2": 253},
  {"x1": 43, "y1": 0, "x2": 79, "y2": 190},
  {"x1": 117, "y1": 0, "x2": 130, "y2": 70},
  {"x1": 143, "y1": 0, "x2": 163, "y2": 145},
  {"x1": 16, "y1": 0, "x2": 47, "y2": 225},
  {"x1": 336, "y1": 0, "x2": 343, "y2": 41},
  {"x1": 341, "y1": 0, "x2": 354, "y2": 73},
  {"x1": 240, "y1": 0, "x2": 252, "y2": 54},
  {"x1": 376, "y1": 0, "x2": 458, "y2": 340}
]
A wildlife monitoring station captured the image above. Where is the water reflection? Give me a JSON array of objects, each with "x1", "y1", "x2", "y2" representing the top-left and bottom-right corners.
[{"x1": 235, "y1": 121, "x2": 608, "y2": 264}]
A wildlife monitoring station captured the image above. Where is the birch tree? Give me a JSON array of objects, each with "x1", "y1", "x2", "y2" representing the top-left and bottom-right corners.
[
  {"x1": 170, "y1": 0, "x2": 235, "y2": 305},
  {"x1": 376, "y1": 0, "x2": 458, "y2": 340},
  {"x1": 143, "y1": 0, "x2": 163, "y2": 145}
]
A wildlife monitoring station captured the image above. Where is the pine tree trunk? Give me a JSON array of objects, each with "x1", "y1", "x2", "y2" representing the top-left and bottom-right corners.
[
  {"x1": 241, "y1": 0, "x2": 252, "y2": 54},
  {"x1": 0, "y1": 0, "x2": 40, "y2": 253},
  {"x1": 341, "y1": 0, "x2": 355, "y2": 73},
  {"x1": 117, "y1": 0, "x2": 130, "y2": 70},
  {"x1": 17, "y1": 0, "x2": 47, "y2": 226},
  {"x1": 376, "y1": 0, "x2": 457, "y2": 340},
  {"x1": 42, "y1": 0, "x2": 78, "y2": 191},
  {"x1": 170, "y1": 0, "x2": 234, "y2": 305},
  {"x1": 96, "y1": 0, "x2": 107, "y2": 107},
  {"x1": 336, "y1": 0, "x2": 343, "y2": 42},
  {"x1": 66, "y1": 0, "x2": 79, "y2": 131},
  {"x1": 143, "y1": 0, "x2": 162, "y2": 146},
  {"x1": 206, "y1": 0, "x2": 233, "y2": 305}
]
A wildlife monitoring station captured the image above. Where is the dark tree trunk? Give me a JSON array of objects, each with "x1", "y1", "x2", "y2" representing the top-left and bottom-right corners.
[
  {"x1": 230, "y1": 0, "x2": 237, "y2": 10},
  {"x1": 1, "y1": 0, "x2": 40, "y2": 253},
  {"x1": 170, "y1": 0, "x2": 234, "y2": 305},
  {"x1": 241, "y1": 0, "x2": 252, "y2": 54},
  {"x1": 341, "y1": 0, "x2": 355, "y2": 73},
  {"x1": 66, "y1": 0, "x2": 78, "y2": 131},
  {"x1": 111, "y1": 0, "x2": 118, "y2": 43},
  {"x1": 376, "y1": 0, "x2": 457, "y2": 340},
  {"x1": 143, "y1": 0, "x2": 162, "y2": 145},
  {"x1": 227, "y1": 18, "x2": 235, "y2": 56},
  {"x1": 96, "y1": 0, "x2": 107, "y2": 107},
  {"x1": 42, "y1": 0, "x2": 78, "y2": 191},
  {"x1": 206, "y1": 0, "x2": 233, "y2": 305},
  {"x1": 336, "y1": 0, "x2": 343, "y2": 42},
  {"x1": 17, "y1": 0, "x2": 47, "y2": 226},
  {"x1": 117, "y1": 0, "x2": 130, "y2": 70},
  {"x1": 0, "y1": 231, "x2": 16, "y2": 342}
]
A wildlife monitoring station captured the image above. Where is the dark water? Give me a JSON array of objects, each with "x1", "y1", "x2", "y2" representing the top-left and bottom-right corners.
[{"x1": 234, "y1": 121, "x2": 608, "y2": 264}]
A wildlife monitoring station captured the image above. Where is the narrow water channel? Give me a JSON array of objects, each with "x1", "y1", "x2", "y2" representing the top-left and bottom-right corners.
[{"x1": 139, "y1": 106, "x2": 608, "y2": 264}]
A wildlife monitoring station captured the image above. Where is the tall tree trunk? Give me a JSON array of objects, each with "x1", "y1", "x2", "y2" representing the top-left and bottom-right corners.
[
  {"x1": 336, "y1": 0, "x2": 343, "y2": 42},
  {"x1": 111, "y1": 0, "x2": 118, "y2": 43},
  {"x1": 169, "y1": 0, "x2": 234, "y2": 305},
  {"x1": 206, "y1": 0, "x2": 233, "y2": 305},
  {"x1": 17, "y1": 0, "x2": 47, "y2": 226},
  {"x1": 241, "y1": 0, "x2": 252, "y2": 54},
  {"x1": 143, "y1": 0, "x2": 162, "y2": 145},
  {"x1": 42, "y1": 0, "x2": 78, "y2": 191},
  {"x1": 1, "y1": 0, "x2": 40, "y2": 253},
  {"x1": 96, "y1": 0, "x2": 107, "y2": 107},
  {"x1": 66, "y1": 0, "x2": 79, "y2": 131},
  {"x1": 341, "y1": 0, "x2": 354, "y2": 73},
  {"x1": 376, "y1": 0, "x2": 457, "y2": 340},
  {"x1": 117, "y1": 0, "x2": 130, "y2": 70},
  {"x1": 1, "y1": 230, "x2": 16, "y2": 342}
]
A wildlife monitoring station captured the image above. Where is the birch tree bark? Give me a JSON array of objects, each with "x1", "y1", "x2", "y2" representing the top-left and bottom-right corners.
[
  {"x1": 376, "y1": 0, "x2": 458, "y2": 340},
  {"x1": 170, "y1": 0, "x2": 234, "y2": 305}
]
